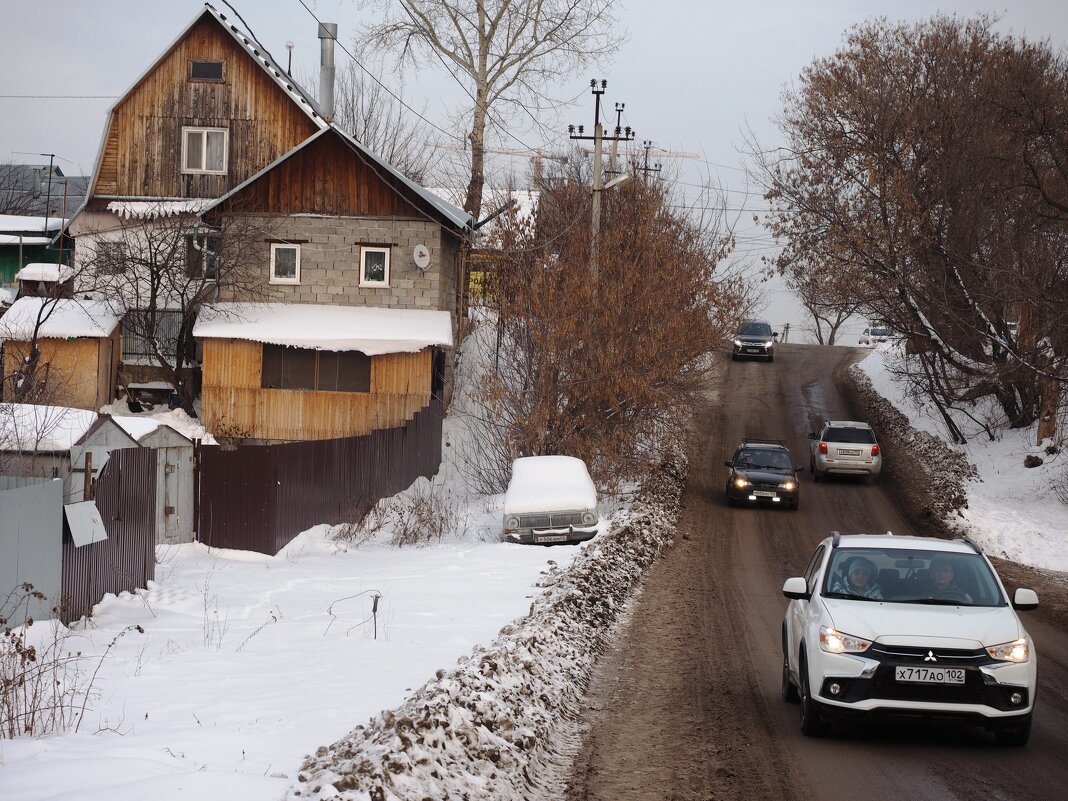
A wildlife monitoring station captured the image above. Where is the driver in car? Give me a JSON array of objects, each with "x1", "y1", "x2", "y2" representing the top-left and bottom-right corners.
[
  {"x1": 832, "y1": 557, "x2": 884, "y2": 600},
  {"x1": 923, "y1": 557, "x2": 973, "y2": 603}
]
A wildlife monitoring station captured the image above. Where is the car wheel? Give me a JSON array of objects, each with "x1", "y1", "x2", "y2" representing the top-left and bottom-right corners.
[
  {"x1": 995, "y1": 713, "x2": 1032, "y2": 747},
  {"x1": 812, "y1": 464, "x2": 822, "y2": 483},
  {"x1": 725, "y1": 485, "x2": 736, "y2": 507},
  {"x1": 799, "y1": 654, "x2": 829, "y2": 737},
  {"x1": 790, "y1": 496, "x2": 800, "y2": 511},
  {"x1": 731, "y1": 352, "x2": 739, "y2": 361},
  {"x1": 782, "y1": 628, "x2": 799, "y2": 703},
  {"x1": 768, "y1": 353, "x2": 774, "y2": 362}
]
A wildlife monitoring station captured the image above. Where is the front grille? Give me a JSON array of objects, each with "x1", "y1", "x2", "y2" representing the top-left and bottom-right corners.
[
  {"x1": 519, "y1": 512, "x2": 585, "y2": 528},
  {"x1": 750, "y1": 481, "x2": 781, "y2": 491},
  {"x1": 868, "y1": 644, "x2": 991, "y2": 665}
]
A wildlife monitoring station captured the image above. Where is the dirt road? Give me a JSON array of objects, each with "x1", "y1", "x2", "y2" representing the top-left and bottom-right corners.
[{"x1": 565, "y1": 343, "x2": 1068, "y2": 801}]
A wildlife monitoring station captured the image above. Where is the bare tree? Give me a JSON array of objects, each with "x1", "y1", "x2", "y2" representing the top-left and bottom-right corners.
[
  {"x1": 468, "y1": 172, "x2": 744, "y2": 489},
  {"x1": 780, "y1": 255, "x2": 866, "y2": 346},
  {"x1": 76, "y1": 203, "x2": 276, "y2": 414},
  {"x1": 757, "y1": 15, "x2": 1068, "y2": 443},
  {"x1": 353, "y1": 0, "x2": 624, "y2": 220},
  {"x1": 0, "y1": 164, "x2": 41, "y2": 216}
]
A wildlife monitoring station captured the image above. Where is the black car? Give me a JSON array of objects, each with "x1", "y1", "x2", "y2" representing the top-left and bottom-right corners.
[
  {"x1": 731, "y1": 320, "x2": 778, "y2": 361},
  {"x1": 724, "y1": 439, "x2": 801, "y2": 510}
]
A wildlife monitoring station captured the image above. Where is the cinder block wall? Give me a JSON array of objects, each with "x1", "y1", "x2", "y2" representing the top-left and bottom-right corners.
[{"x1": 236, "y1": 215, "x2": 454, "y2": 311}]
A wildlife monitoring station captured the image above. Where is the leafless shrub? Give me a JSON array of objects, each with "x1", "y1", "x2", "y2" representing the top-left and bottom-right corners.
[
  {"x1": 1, "y1": 583, "x2": 142, "y2": 739},
  {"x1": 334, "y1": 482, "x2": 466, "y2": 548}
]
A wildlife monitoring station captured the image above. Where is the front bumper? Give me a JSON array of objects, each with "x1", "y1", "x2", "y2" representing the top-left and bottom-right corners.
[
  {"x1": 727, "y1": 486, "x2": 798, "y2": 506},
  {"x1": 811, "y1": 645, "x2": 1035, "y2": 723},
  {"x1": 732, "y1": 342, "x2": 773, "y2": 358},
  {"x1": 504, "y1": 525, "x2": 599, "y2": 545}
]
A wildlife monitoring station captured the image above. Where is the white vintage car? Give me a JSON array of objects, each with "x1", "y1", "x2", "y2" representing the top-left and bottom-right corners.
[{"x1": 502, "y1": 455, "x2": 600, "y2": 545}]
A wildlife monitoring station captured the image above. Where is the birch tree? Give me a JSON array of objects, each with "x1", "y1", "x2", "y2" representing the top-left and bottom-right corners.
[{"x1": 353, "y1": 0, "x2": 624, "y2": 220}]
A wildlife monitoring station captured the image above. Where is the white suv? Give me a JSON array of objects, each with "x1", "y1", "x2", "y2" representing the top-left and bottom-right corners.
[{"x1": 781, "y1": 533, "x2": 1039, "y2": 745}]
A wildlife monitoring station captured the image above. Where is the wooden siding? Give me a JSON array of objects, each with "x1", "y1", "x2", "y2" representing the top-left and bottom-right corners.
[
  {"x1": 200, "y1": 338, "x2": 433, "y2": 440},
  {"x1": 94, "y1": 14, "x2": 319, "y2": 198},
  {"x1": 2, "y1": 337, "x2": 112, "y2": 411},
  {"x1": 222, "y1": 131, "x2": 443, "y2": 220}
]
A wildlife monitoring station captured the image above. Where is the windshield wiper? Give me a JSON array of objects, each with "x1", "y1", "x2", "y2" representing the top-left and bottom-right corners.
[
  {"x1": 902, "y1": 598, "x2": 969, "y2": 606},
  {"x1": 822, "y1": 591, "x2": 879, "y2": 602}
]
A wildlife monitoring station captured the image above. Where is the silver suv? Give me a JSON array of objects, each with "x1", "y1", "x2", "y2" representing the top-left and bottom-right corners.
[{"x1": 809, "y1": 420, "x2": 882, "y2": 482}]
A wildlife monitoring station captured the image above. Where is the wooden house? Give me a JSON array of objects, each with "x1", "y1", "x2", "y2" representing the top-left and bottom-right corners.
[
  {"x1": 193, "y1": 302, "x2": 450, "y2": 442},
  {"x1": 65, "y1": 3, "x2": 472, "y2": 442},
  {"x1": 0, "y1": 298, "x2": 121, "y2": 410}
]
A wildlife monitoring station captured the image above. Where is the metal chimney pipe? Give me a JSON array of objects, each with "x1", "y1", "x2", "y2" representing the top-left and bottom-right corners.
[{"x1": 318, "y1": 22, "x2": 338, "y2": 122}]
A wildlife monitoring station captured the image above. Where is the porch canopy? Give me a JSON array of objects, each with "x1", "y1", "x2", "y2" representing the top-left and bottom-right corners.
[{"x1": 193, "y1": 302, "x2": 453, "y2": 355}]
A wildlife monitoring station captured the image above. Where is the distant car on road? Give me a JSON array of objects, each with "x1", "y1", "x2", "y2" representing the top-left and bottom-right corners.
[
  {"x1": 731, "y1": 320, "x2": 778, "y2": 362},
  {"x1": 808, "y1": 421, "x2": 882, "y2": 482},
  {"x1": 724, "y1": 439, "x2": 801, "y2": 510},
  {"x1": 781, "y1": 532, "x2": 1039, "y2": 745},
  {"x1": 859, "y1": 326, "x2": 893, "y2": 346},
  {"x1": 503, "y1": 456, "x2": 600, "y2": 545}
]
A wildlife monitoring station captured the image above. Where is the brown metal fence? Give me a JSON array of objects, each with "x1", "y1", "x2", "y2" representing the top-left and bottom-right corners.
[
  {"x1": 61, "y1": 447, "x2": 157, "y2": 623},
  {"x1": 197, "y1": 399, "x2": 444, "y2": 554}
]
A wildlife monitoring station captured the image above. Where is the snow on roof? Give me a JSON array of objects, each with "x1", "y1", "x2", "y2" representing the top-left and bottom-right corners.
[
  {"x1": 111, "y1": 415, "x2": 162, "y2": 442},
  {"x1": 0, "y1": 214, "x2": 66, "y2": 233},
  {"x1": 14, "y1": 262, "x2": 74, "y2": 282},
  {"x1": 0, "y1": 287, "x2": 17, "y2": 306},
  {"x1": 504, "y1": 455, "x2": 598, "y2": 515},
  {"x1": 107, "y1": 199, "x2": 212, "y2": 220},
  {"x1": 0, "y1": 235, "x2": 52, "y2": 245},
  {"x1": 0, "y1": 403, "x2": 99, "y2": 452},
  {"x1": 193, "y1": 302, "x2": 454, "y2": 354},
  {"x1": 0, "y1": 297, "x2": 120, "y2": 340}
]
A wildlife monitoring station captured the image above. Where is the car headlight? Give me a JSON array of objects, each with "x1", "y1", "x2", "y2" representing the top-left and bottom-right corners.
[
  {"x1": 779, "y1": 480, "x2": 797, "y2": 491},
  {"x1": 819, "y1": 625, "x2": 872, "y2": 654},
  {"x1": 763, "y1": 340, "x2": 774, "y2": 347},
  {"x1": 987, "y1": 638, "x2": 1030, "y2": 663},
  {"x1": 505, "y1": 516, "x2": 520, "y2": 529},
  {"x1": 733, "y1": 339, "x2": 743, "y2": 347},
  {"x1": 733, "y1": 477, "x2": 751, "y2": 489},
  {"x1": 581, "y1": 511, "x2": 597, "y2": 526}
]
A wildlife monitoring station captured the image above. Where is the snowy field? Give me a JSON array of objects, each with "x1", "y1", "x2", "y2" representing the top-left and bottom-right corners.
[{"x1": 858, "y1": 346, "x2": 1068, "y2": 573}]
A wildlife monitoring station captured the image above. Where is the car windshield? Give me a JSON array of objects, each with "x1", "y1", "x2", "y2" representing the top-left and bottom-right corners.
[
  {"x1": 822, "y1": 548, "x2": 1005, "y2": 606},
  {"x1": 736, "y1": 449, "x2": 793, "y2": 470},
  {"x1": 738, "y1": 322, "x2": 772, "y2": 337},
  {"x1": 824, "y1": 427, "x2": 876, "y2": 444}
]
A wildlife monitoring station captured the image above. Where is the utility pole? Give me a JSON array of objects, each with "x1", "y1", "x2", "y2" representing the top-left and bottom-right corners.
[
  {"x1": 568, "y1": 79, "x2": 633, "y2": 279},
  {"x1": 639, "y1": 140, "x2": 662, "y2": 183},
  {"x1": 607, "y1": 102, "x2": 626, "y2": 176}
]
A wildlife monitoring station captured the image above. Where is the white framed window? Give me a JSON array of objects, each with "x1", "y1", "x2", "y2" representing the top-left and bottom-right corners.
[
  {"x1": 270, "y1": 243, "x2": 301, "y2": 284},
  {"x1": 360, "y1": 246, "x2": 390, "y2": 287},
  {"x1": 182, "y1": 127, "x2": 228, "y2": 174}
]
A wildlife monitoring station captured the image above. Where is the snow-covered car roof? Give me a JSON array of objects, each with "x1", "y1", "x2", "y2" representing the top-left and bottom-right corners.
[
  {"x1": 504, "y1": 455, "x2": 598, "y2": 515},
  {"x1": 0, "y1": 297, "x2": 120, "y2": 340},
  {"x1": 193, "y1": 302, "x2": 453, "y2": 355}
]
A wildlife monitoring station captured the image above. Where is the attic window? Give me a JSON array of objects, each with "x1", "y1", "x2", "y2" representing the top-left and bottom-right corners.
[{"x1": 190, "y1": 60, "x2": 224, "y2": 81}]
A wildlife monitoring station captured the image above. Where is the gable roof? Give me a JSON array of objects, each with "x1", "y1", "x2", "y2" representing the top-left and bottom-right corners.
[
  {"x1": 203, "y1": 127, "x2": 471, "y2": 231},
  {"x1": 0, "y1": 297, "x2": 120, "y2": 341}
]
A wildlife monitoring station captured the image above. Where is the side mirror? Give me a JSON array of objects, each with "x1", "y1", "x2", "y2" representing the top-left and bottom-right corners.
[
  {"x1": 773, "y1": 332, "x2": 780, "y2": 339},
  {"x1": 782, "y1": 576, "x2": 810, "y2": 600},
  {"x1": 1013, "y1": 588, "x2": 1039, "y2": 611},
  {"x1": 807, "y1": 432, "x2": 816, "y2": 440},
  {"x1": 724, "y1": 460, "x2": 733, "y2": 468}
]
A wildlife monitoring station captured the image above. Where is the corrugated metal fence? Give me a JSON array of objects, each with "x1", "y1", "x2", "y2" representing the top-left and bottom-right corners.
[
  {"x1": 197, "y1": 399, "x2": 443, "y2": 554},
  {"x1": 60, "y1": 447, "x2": 157, "y2": 623}
]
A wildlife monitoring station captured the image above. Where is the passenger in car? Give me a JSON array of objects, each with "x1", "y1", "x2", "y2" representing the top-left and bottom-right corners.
[
  {"x1": 921, "y1": 558, "x2": 973, "y2": 602},
  {"x1": 832, "y1": 557, "x2": 884, "y2": 600}
]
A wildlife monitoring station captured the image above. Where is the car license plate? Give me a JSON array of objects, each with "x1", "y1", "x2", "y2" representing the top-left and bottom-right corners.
[
  {"x1": 746, "y1": 348, "x2": 762, "y2": 353},
  {"x1": 752, "y1": 490, "x2": 776, "y2": 497},
  {"x1": 895, "y1": 666, "x2": 966, "y2": 684},
  {"x1": 535, "y1": 534, "x2": 568, "y2": 543},
  {"x1": 838, "y1": 448, "x2": 861, "y2": 456}
]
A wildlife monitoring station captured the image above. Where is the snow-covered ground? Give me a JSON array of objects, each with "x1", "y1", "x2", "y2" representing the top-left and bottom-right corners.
[
  {"x1": 858, "y1": 346, "x2": 1068, "y2": 573},
  {"x1": 0, "y1": 317, "x2": 655, "y2": 801}
]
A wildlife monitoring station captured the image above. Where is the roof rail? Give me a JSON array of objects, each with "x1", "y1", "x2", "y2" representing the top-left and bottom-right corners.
[
  {"x1": 740, "y1": 438, "x2": 789, "y2": 447},
  {"x1": 832, "y1": 530, "x2": 841, "y2": 547},
  {"x1": 885, "y1": 530, "x2": 894, "y2": 536},
  {"x1": 962, "y1": 537, "x2": 983, "y2": 555}
]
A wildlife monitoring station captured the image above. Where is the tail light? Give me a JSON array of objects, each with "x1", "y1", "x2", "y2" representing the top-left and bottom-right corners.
[
  {"x1": 818, "y1": 442, "x2": 828, "y2": 454},
  {"x1": 871, "y1": 444, "x2": 880, "y2": 456}
]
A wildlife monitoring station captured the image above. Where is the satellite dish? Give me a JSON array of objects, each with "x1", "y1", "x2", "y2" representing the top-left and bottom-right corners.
[{"x1": 413, "y1": 244, "x2": 431, "y2": 271}]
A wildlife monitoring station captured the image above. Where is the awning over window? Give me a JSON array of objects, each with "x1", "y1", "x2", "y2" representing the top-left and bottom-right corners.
[{"x1": 65, "y1": 501, "x2": 108, "y2": 547}]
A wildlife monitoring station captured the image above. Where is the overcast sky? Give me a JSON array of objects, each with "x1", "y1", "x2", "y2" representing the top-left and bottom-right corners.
[{"x1": 2, "y1": 1, "x2": 1066, "y2": 337}]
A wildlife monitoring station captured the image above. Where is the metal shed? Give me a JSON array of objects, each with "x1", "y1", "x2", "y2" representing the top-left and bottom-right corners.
[{"x1": 112, "y1": 416, "x2": 195, "y2": 544}]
